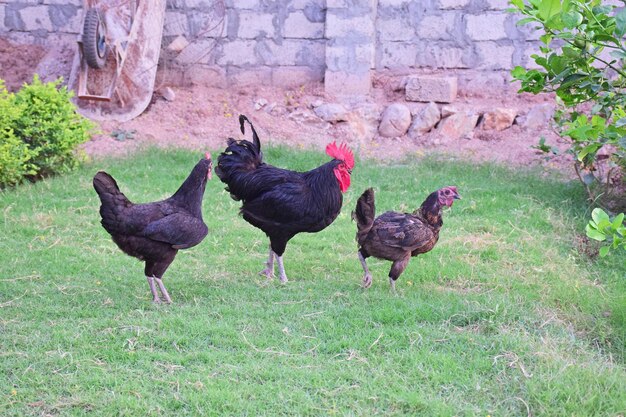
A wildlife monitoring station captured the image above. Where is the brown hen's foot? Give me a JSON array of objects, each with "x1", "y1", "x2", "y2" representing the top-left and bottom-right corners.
[
  {"x1": 389, "y1": 277, "x2": 397, "y2": 293},
  {"x1": 362, "y1": 274, "x2": 373, "y2": 288}
]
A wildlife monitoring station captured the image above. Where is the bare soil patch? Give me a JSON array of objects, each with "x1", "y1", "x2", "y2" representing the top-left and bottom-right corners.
[{"x1": 0, "y1": 37, "x2": 572, "y2": 176}]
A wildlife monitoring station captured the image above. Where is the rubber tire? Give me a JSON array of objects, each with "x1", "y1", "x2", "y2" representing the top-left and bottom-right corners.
[{"x1": 82, "y1": 8, "x2": 107, "y2": 69}]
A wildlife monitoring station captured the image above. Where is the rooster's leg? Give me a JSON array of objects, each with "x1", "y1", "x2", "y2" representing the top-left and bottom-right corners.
[
  {"x1": 358, "y1": 251, "x2": 373, "y2": 288},
  {"x1": 259, "y1": 246, "x2": 275, "y2": 278},
  {"x1": 276, "y1": 255, "x2": 288, "y2": 283},
  {"x1": 155, "y1": 277, "x2": 172, "y2": 304},
  {"x1": 146, "y1": 276, "x2": 161, "y2": 303}
]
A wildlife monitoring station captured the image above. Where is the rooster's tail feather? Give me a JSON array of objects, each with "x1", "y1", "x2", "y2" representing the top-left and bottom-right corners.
[
  {"x1": 216, "y1": 115, "x2": 264, "y2": 201},
  {"x1": 353, "y1": 188, "x2": 376, "y2": 243}
]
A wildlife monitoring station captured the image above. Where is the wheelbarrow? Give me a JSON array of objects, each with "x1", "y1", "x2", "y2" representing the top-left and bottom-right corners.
[{"x1": 70, "y1": 0, "x2": 166, "y2": 121}]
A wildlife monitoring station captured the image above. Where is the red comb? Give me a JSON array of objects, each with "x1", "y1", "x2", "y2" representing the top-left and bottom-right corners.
[
  {"x1": 205, "y1": 152, "x2": 211, "y2": 160},
  {"x1": 325, "y1": 142, "x2": 354, "y2": 170}
]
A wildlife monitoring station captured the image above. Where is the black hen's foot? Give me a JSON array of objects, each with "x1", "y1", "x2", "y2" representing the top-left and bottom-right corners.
[{"x1": 362, "y1": 274, "x2": 373, "y2": 288}]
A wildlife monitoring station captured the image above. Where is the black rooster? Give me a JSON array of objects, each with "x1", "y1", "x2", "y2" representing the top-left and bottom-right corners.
[
  {"x1": 353, "y1": 186, "x2": 460, "y2": 291},
  {"x1": 216, "y1": 115, "x2": 354, "y2": 283},
  {"x1": 93, "y1": 154, "x2": 213, "y2": 303}
]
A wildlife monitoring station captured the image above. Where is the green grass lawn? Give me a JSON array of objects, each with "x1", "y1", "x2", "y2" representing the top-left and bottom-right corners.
[{"x1": 1, "y1": 147, "x2": 625, "y2": 416}]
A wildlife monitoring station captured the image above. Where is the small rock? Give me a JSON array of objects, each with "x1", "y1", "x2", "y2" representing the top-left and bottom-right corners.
[
  {"x1": 437, "y1": 111, "x2": 479, "y2": 139},
  {"x1": 408, "y1": 102, "x2": 440, "y2": 138},
  {"x1": 159, "y1": 87, "x2": 176, "y2": 101},
  {"x1": 378, "y1": 103, "x2": 412, "y2": 138},
  {"x1": 254, "y1": 98, "x2": 268, "y2": 110},
  {"x1": 441, "y1": 105, "x2": 458, "y2": 118},
  {"x1": 311, "y1": 99, "x2": 324, "y2": 108},
  {"x1": 288, "y1": 109, "x2": 329, "y2": 128},
  {"x1": 167, "y1": 35, "x2": 189, "y2": 53},
  {"x1": 480, "y1": 108, "x2": 517, "y2": 131},
  {"x1": 521, "y1": 103, "x2": 555, "y2": 129},
  {"x1": 314, "y1": 103, "x2": 349, "y2": 123}
]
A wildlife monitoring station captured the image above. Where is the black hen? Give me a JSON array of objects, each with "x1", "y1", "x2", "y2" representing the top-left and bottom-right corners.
[
  {"x1": 216, "y1": 115, "x2": 355, "y2": 283},
  {"x1": 353, "y1": 186, "x2": 461, "y2": 291},
  {"x1": 93, "y1": 154, "x2": 212, "y2": 303}
]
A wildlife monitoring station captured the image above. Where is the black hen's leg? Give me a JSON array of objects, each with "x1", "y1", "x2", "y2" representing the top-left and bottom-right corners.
[
  {"x1": 145, "y1": 253, "x2": 176, "y2": 303},
  {"x1": 388, "y1": 255, "x2": 410, "y2": 293},
  {"x1": 259, "y1": 245, "x2": 275, "y2": 279},
  {"x1": 146, "y1": 276, "x2": 161, "y2": 303},
  {"x1": 358, "y1": 249, "x2": 373, "y2": 288}
]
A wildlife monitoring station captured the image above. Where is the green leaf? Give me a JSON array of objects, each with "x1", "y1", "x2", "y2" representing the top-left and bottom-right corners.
[
  {"x1": 586, "y1": 226, "x2": 606, "y2": 241},
  {"x1": 517, "y1": 17, "x2": 537, "y2": 26},
  {"x1": 538, "y1": 0, "x2": 561, "y2": 20},
  {"x1": 562, "y1": 11, "x2": 583, "y2": 28},
  {"x1": 510, "y1": 0, "x2": 524, "y2": 9},
  {"x1": 599, "y1": 246, "x2": 610, "y2": 257},
  {"x1": 612, "y1": 213, "x2": 624, "y2": 229},
  {"x1": 592, "y1": 208, "x2": 611, "y2": 225},
  {"x1": 616, "y1": 8, "x2": 626, "y2": 37}
]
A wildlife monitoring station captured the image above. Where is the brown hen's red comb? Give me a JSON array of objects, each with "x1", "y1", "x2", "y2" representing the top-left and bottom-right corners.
[{"x1": 325, "y1": 142, "x2": 355, "y2": 169}]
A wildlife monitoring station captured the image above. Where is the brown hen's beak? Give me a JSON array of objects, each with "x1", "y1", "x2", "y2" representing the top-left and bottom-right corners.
[{"x1": 454, "y1": 193, "x2": 461, "y2": 200}]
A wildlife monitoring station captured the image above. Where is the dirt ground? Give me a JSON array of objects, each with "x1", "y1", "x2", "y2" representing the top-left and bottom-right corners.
[{"x1": 0, "y1": 37, "x2": 571, "y2": 176}]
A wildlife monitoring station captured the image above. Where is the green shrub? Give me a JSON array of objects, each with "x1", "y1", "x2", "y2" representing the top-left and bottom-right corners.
[
  {"x1": 11, "y1": 75, "x2": 94, "y2": 180},
  {"x1": 0, "y1": 75, "x2": 95, "y2": 188},
  {"x1": 0, "y1": 81, "x2": 34, "y2": 188}
]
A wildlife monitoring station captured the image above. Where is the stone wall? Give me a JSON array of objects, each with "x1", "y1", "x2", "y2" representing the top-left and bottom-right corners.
[{"x1": 0, "y1": 0, "x2": 540, "y2": 95}]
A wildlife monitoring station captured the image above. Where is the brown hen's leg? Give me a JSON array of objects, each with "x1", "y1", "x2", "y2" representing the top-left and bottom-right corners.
[
  {"x1": 146, "y1": 276, "x2": 161, "y2": 303},
  {"x1": 388, "y1": 255, "x2": 410, "y2": 293},
  {"x1": 358, "y1": 251, "x2": 373, "y2": 288},
  {"x1": 155, "y1": 277, "x2": 172, "y2": 304},
  {"x1": 259, "y1": 246, "x2": 275, "y2": 279},
  {"x1": 276, "y1": 255, "x2": 288, "y2": 283}
]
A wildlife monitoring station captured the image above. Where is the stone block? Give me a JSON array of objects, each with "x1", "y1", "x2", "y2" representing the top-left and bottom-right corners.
[
  {"x1": 216, "y1": 39, "x2": 257, "y2": 66},
  {"x1": 49, "y1": 4, "x2": 81, "y2": 33},
  {"x1": 175, "y1": 39, "x2": 218, "y2": 65},
  {"x1": 228, "y1": 66, "x2": 272, "y2": 87},
  {"x1": 379, "y1": 103, "x2": 411, "y2": 137},
  {"x1": 325, "y1": 70, "x2": 371, "y2": 95},
  {"x1": 272, "y1": 66, "x2": 324, "y2": 87},
  {"x1": 284, "y1": 11, "x2": 324, "y2": 39},
  {"x1": 263, "y1": 39, "x2": 324, "y2": 66},
  {"x1": 465, "y1": 13, "x2": 508, "y2": 41},
  {"x1": 405, "y1": 76, "x2": 457, "y2": 103},
  {"x1": 378, "y1": 41, "x2": 418, "y2": 68},
  {"x1": 377, "y1": 16, "x2": 414, "y2": 42},
  {"x1": 164, "y1": 11, "x2": 188, "y2": 37},
  {"x1": 419, "y1": 45, "x2": 468, "y2": 68},
  {"x1": 416, "y1": 13, "x2": 456, "y2": 40},
  {"x1": 475, "y1": 42, "x2": 514, "y2": 69},
  {"x1": 325, "y1": 13, "x2": 373, "y2": 38},
  {"x1": 238, "y1": 11, "x2": 275, "y2": 39},
  {"x1": 21, "y1": 6, "x2": 53, "y2": 31},
  {"x1": 186, "y1": 66, "x2": 227, "y2": 88},
  {"x1": 438, "y1": 0, "x2": 470, "y2": 9},
  {"x1": 224, "y1": 0, "x2": 260, "y2": 9},
  {"x1": 378, "y1": 0, "x2": 410, "y2": 6},
  {"x1": 44, "y1": 0, "x2": 82, "y2": 5},
  {"x1": 485, "y1": 0, "x2": 511, "y2": 10}
]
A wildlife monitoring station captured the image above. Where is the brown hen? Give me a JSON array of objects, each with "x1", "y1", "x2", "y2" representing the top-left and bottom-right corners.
[{"x1": 353, "y1": 187, "x2": 461, "y2": 291}]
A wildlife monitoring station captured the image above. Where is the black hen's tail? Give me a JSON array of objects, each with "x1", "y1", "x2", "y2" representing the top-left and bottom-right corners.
[
  {"x1": 93, "y1": 171, "x2": 131, "y2": 234},
  {"x1": 215, "y1": 115, "x2": 264, "y2": 201},
  {"x1": 353, "y1": 188, "x2": 376, "y2": 244}
]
